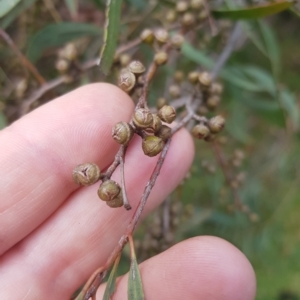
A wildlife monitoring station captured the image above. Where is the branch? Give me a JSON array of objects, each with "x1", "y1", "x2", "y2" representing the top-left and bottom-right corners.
[
  {"x1": 0, "y1": 28, "x2": 46, "y2": 85},
  {"x1": 211, "y1": 141, "x2": 244, "y2": 209},
  {"x1": 211, "y1": 22, "x2": 243, "y2": 80}
]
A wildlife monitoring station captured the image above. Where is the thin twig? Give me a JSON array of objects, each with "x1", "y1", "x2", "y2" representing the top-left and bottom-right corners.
[
  {"x1": 42, "y1": 0, "x2": 62, "y2": 23},
  {"x1": 20, "y1": 76, "x2": 68, "y2": 115},
  {"x1": 211, "y1": 141, "x2": 243, "y2": 209},
  {"x1": 119, "y1": 145, "x2": 132, "y2": 210},
  {"x1": 0, "y1": 28, "x2": 46, "y2": 85},
  {"x1": 211, "y1": 22, "x2": 243, "y2": 80},
  {"x1": 77, "y1": 138, "x2": 173, "y2": 300}
]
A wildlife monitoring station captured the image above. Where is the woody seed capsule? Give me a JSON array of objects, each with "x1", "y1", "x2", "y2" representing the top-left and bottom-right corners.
[
  {"x1": 198, "y1": 71, "x2": 212, "y2": 89},
  {"x1": 154, "y1": 28, "x2": 169, "y2": 44},
  {"x1": 171, "y1": 33, "x2": 185, "y2": 49},
  {"x1": 140, "y1": 28, "x2": 154, "y2": 44},
  {"x1": 154, "y1": 52, "x2": 168, "y2": 65},
  {"x1": 206, "y1": 96, "x2": 220, "y2": 110},
  {"x1": 158, "y1": 105, "x2": 176, "y2": 124},
  {"x1": 156, "y1": 125, "x2": 172, "y2": 141},
  {"x1": 156, "y1": 97, "x2": 167, "y2": 110},
  {"x1": 112, "y1": 121, "x2": 134, "y2": 145},
  {"x1": 176, "y1": 1, "x2": 189, "y2": 13},
  {"x1": 142, "y1": 136, "x2": 165, "y2": 157},
  {"x1": 128, "y1": 60, "x2": 146, "y2": 75},
  {"x1": 169, "y1": 84, "x2": 181, "y2": 98},
  {"x1": 191, "y1": 0, "x2": 205, "y2": 10},
  {"x1": 118, "y1": 70, "x2": 136, "y2": 92},
  {"x1": 166, "y1": 10, "x2": 177, "y2": 23},
  {"x1": 98, "y1": 180, "x2": 121, "y2": 202},
  {"x1": 208, "y1": 116, "x2": 225, "y2": 133},
  {"x1": 181, "y1": 12, "x2": 195, "y2": 27},
  {"x1": 106, "y1": 193, "x2": 124, "y2": 208},
  {"x1": 72, "y1": 163, "x2": 101, "y2": 186},
  {"x1": 132, "y1": 108, "x2": 153, "y2": 129},
  {"x1": 188, "y1": 71, "x2": 200, "y2": 84},
  {"x1": 151, "y1": 114, "x2": 162, "y2": 133},
  {"x1": 191, "y1": 124, "x2": 210, "y2": 139}
]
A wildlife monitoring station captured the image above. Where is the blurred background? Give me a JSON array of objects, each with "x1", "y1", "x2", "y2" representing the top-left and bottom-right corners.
[{"x1": 1, "y1": 1, "x2": 300, "y2": 299}]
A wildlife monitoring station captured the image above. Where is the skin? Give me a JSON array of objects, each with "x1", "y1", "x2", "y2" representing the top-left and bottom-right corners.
[{"x1": 0, "y1": 83, "x2": 256, "y2": 299}]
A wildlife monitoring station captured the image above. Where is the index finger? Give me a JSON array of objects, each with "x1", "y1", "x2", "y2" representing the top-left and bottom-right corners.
[{"x1": 0, "y1": 83, "x2": 134, "y2": 255}]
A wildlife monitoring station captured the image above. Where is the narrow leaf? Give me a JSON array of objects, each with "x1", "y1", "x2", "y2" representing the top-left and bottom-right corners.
[
  {"x1": 181, "y1": 42, "x2": 214, "y2": 70},
  {"x1": 212, "y1": 0, "x2": 294, "y2": 20},
  {"x1": 64, "y1": 0, "x2": 78, "y2": 19},
  {"x1": 0, "y1": 0, "x2": 22, "y2": 18},
  {"x1": 27, "y1": 22, "x2": 101, "y2": 62},
  {"x1": 98, "y1": 0, "x2": 123, "y2": 75},
  {"x1": 102, "y1": 254, "x2": 121, "y2": 300},
  {"x1": 257, "y1": 20, "x2": 281, "y2": 77},
  {"x1": 128, "y1": 257, "x2": 145, "y2": 300},
  {"x1": 0, "y1": 0, "x2": 37, "y2": 29}
]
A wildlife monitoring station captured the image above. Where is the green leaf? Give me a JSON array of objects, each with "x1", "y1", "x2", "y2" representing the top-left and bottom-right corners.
[
  {"x1": 27, "y1": 22, "x2": 101, "y2": 62},
  {"x1": 0, "y1": 0, "x2": 22, "y2": 18},
  {"x1": 280, "y1": 89, "x2": 300, "y2": 130},
  {"x1": 182, "y1": 42, "x2": 277, "y2": 94},
  {"x1": 0, "y1": 112, "x2": 7, "y2": 129},
  {"x1": 257, "y1": 20, "x2": 281, "y2": 77},
  {"x1": 212, "y1": 0, "x2": 294, "y2": 20},
  {"x1": 99, "y1": 0, "x2": 123, "y2": 75},
  {"x1": 102, "y1": 255, "x2": 121, "y2": 300},
  {"x1": 64, "y1": 0, "x2": 78, "y2": 18},
  {"x1": 0, "y1": 0, "x2": 37, "y2": 29},
  {"x1": 181, "y1": 42, "x2": 214, "y2": 69},
  {"x1": 128, "y1": 257, "x2": 145, "y2": 300}
]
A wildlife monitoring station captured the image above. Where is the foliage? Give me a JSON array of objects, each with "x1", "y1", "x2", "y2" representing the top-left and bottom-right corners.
[{"x1": 1, "y1": 0, "x2": 300, "y2": 299}]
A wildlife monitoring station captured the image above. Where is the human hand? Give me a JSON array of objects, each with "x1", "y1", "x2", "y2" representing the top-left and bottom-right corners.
[{"x1": 0, "y1": 84, "x2": 256, "y2": 299}]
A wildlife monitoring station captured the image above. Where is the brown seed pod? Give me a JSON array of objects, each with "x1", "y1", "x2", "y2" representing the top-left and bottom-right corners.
[
  {"x1": 154, "y1": 28, "x2": 169, "y2": 44},
  {"x1": 119, "y1": 54, "x2": 131, "y2": 67},
  {"x1": 118, "y1": 70, "x2": 136, "y2": 92},
  {"x1": 98, "y1": 180, "x2": 121, "y2": 202},
  {"x1": 142, "y1": 136, "x2": 165, "y2": 157},
  {"x1": 206, "y1": 96, "x2": 220, "y2": 110},
  {"x1": 198, "y1": 72, "x2": 212, "y2": 89},
  {"x1": 156, "y1": 125, "x2": 172, "y2": 141},
  {"x1": 188, "y1": 71, "x2": 200, "y2": 84},
  {"x1": 191, "y1": 124, "x2": 210, "y2": 139},
  {"x1": 154, "y1": 52, "x2": 168, "y2": 65},
  {"x1": 181, "y1": 12, "x2": 195, "y2": 27},
  {"x1": 128, "y1": 60, "x2": 146, "y2": 75},
  {"x1": 176, "y1": 1, "x2": 189, "y2": 13},
  {"x1": 151, "y1": 114, "x2": 162, "y2": 133},
  {"x1": 208, "y1": 116, "x2": 225, "y2": 133},
  {"x1": 191, "y1": 0, "x2": 205, "y2": 10},
  {"x1": 170, "y1": 33, "x2": 185, "y2": 49},
  {"x1": 55, "y1": 59, "x2": 69, "y2": 73},
  {"x1": 72, "y1": 163, "x2": 101, "y2": 186},
  {"x1": 112, "y1": 121, "x2": 134, "y2": 145},
  {"x1": 106, "y1": 193, "x2": 124, "y2": 208},
  {"x1": 140, "y1": 28, "x2": 154, "y2": 44},
  {"x1": 174, "y1": 71, "x2": 184, "y2": 83},
  {"x1": 198, "y1": 10, "x2": 208, "y2": 21},
  {"x1": 58, "y1": 43, "x2": 77, "y2": 61},
  {"x1": 169, "y1": 84, "x2": 181, "y2": 99},
  {"x1": 198, "y1": 105, "x2": 208, "y2": 116},
  {"x1": 210, "y1": 82, "x2": 224, "y2": 95},
  {"x1": 132, "y1": 108, "x2": 153, "y2": 129},
  {"x1": 166, "y1": 10, "x2": 177, "y2": 23},
  {"x1": 156, "y1": 97, "x2": 167, "y2": 110},
  {"x1": 157, "y1": 105, "x2": 176, "y2": 124}
]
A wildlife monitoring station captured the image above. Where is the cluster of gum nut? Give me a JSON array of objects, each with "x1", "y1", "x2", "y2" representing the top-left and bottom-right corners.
[{"x1": 72, "y1": 60, "x2": 177, "y2": 209}]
